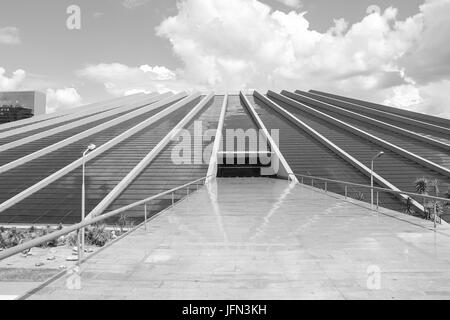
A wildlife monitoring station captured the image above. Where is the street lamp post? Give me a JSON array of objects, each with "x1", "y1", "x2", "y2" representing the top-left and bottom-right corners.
[
  {"x1": 371, "y1": 151, "x2": 384, "y2": 210},
  {"x1": 81, "y1": 144, "x2": 96, "y2": 257}
]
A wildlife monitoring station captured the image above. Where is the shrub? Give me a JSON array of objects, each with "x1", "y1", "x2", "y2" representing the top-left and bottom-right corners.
[{"x1": 86, "y1": 224, "x2": 111, "y2": 247}]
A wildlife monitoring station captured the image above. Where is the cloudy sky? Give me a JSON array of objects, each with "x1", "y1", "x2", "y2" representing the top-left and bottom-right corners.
[{"x1": 0, "y1": 0, "x2": 449, "y2": 117}]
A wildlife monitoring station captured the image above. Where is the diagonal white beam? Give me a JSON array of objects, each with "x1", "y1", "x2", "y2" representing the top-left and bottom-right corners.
[
  {"x1": 0, "y1": 93, "x2": 147, "y2": 133},
  {"x1": 293, "y1": 90, "x2": 450, "y2": 150},
  {"x1": 0, "y1": 92, "x2": 199, "y2": 214},
  {"x1": 87, "y1": 92, "x2": 215, "y2": 219},
  {"x1": 310, "y1": 89, "x2": 450, "y2": 128},
  {"x1": 206, "y1": 94, "x2": 228, "y2": 184},
  {"x1": 0, "y1": 92, "x2": 177, "y2": 173},
  {"x1": 0, "y1": 93, "x2": 154, "y2": 141},
  {"x1": 240, "y1": 91, "x2": 298, "y2": 183},
  {"x1": 278, "y1": 90, "x2": 450, "y2": 178},
  {"x1": 0, "y1": 93, "x2": 168, "y2": 152},
  {"x1": 303, "y1": 90, "x2": 450, "y2": 135},
  {"x1": 257, "y1": 91, "x2": 424, "y2": 213}
]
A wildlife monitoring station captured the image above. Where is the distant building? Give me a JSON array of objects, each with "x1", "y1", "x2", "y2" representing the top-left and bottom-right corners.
[
  {"x1": 0, "y1": 105, "x2": 34, "y2": 123},
  {"x1": 0, "y1": 91, "x2": 46, "y2": 123}
]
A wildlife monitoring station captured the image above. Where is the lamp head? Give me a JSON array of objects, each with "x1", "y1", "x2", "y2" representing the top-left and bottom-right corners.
[
  {"x1": 372, "y1": 151, "x2": 385, "y2": 161},
  {"x1": 376, "y1": 151, "x2": 384, "y2": 158}
]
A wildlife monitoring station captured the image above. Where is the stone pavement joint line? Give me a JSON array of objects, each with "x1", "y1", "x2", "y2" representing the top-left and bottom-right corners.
[{"x1": 28, "y1": 178, "x2": 450, "y2": 300}]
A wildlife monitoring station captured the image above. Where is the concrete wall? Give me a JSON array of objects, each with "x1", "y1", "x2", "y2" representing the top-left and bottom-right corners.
[{"x1": 33, "y1": 91, "x2": 47, "y2": 116}]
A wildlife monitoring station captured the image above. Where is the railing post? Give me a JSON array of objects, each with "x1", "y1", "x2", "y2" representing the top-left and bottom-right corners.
[
  {"x1": 301, "y1": 177, "x2": 304, "y2": 184},
  {"x1": 376, "y1": 192, "x2": 379, "y2": 211},
  {"x1": 434, "y1": 202, "x2": 437, "y2": 229},
  {"x1": 144, "y1": 203, "x2": 147, "y2": 231},
  {"x1": 172, "y1": 192, "x2": 174, "y2": 207},
  {"x1": 345, "y1": 185, "x2": 348, "y2": 199},
  {"x1": 312, "y1": 179, "x2": 314, "y2": 188},
  {"x1": 325, "y1": 182, "x2": 327, "y2": 193},
  {"x1": 77, "y1": 229, "x2": 82, "y2": 266}
]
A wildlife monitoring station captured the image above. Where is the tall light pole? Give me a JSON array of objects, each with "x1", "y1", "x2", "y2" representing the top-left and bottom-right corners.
[
  {"x1": 371, "y1": 151, "x2": 384, "y2": 210},
  {"x1": 81, "y1": 144, "x2": 96, "y2": 256}
]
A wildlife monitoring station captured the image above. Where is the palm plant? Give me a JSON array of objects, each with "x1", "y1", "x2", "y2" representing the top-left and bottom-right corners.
[
  {"x1": 415, "y1": 177, "x2": 430, "y2": 219},
  {"x1": 415, "y1": 177, "x2": 429, "y2": 195}
]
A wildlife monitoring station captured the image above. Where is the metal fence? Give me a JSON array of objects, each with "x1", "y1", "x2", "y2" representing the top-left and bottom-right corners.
[
  {"x1": 0, "y1": 175, "x2": 213, "y2": 262},
  {"x1": 1, "y1": 173, "x2": 448, "y2": 263},
  {"x1": 294, "y1": 172, "x2": 449, "y2": 227}
]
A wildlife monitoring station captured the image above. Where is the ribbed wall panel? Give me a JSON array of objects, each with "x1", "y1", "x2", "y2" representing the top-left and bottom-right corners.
[
  {"x1": 0, "y1": 104, "x2": 156, "y2": 166},
  {"x1": 0, "y1": 91, "x2": 448, "y2": 226},
  {"x1": 249, "y1": 95, "x2": 401, "y2": 210},
  {"x1": 0, "y1": 100, "x2": 180, "y2": 209},
  {"x1": 300, "y1": 92, "x2": 450, "y2": 143},
  {"x1": 102, "y1": 96, "x2": 223, "y2": 223},
  {"x1": 0, "y1": 108, "x2": 120, "y2": 145},
  {"x1": 309, "y1": 106, "x2": 450, "y2": 169},
  {"x1": 269, "y1": 95, "x2": 450, "y2": 209},
  {"x1": 0, "y1": 117, "x2": 64, "y2": 134},
  {"x1": 222, "y1": 95, "x2": 258, "y2": 152},
  {"x1": 0, "y1": 100, "x2": 199, "y2": 224},
  {"x1": 309, "y1": 90, "x2": 450, "y2": 128}
]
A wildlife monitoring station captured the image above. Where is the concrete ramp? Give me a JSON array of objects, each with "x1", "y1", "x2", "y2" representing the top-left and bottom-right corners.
[{"x1": 28, "y1": 178, "x2": 450, "y2": 299}]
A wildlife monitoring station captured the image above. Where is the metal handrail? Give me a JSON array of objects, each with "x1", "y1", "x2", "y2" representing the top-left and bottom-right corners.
[
  {"x1": 0, "y1": 175, "x2": 213, "y2": 262},
  {"x1": 294, "y1": 173, "x2": 450, "y2": 203}
]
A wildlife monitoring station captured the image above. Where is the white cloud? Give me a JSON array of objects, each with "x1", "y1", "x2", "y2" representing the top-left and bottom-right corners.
[
  {"x1": 0, "y1": 66, "x2": 83, "y2": 114},
  {"x1": 0, "y1": 68, "x2": 26, "y2": 90},
  {"x1": 0, "y1": 26, "x2": 21, "y2": 45},
  {"x1": 46, "y1": 88, "x2": 82, "y2": 113},
  {"x1": 77, "y1": 62, "x2": 197, "y2": 96},
  {"x1": 383, "y1": 80, "x2": 450, "y2": 119},
  {"x1": 399, "y1": 0, "x2": 450, "y2": 83},
  {"x1": 275, "y1": 0, "x2": 302, "y2": 9},
  {"x1": 152, "y1": 0, "x2": 450, "y2": 117}
]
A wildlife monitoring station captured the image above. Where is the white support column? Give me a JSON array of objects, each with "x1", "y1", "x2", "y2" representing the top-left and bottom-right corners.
[
  {"x1": 0, "y1": 93, "x2": 147, "y2": 133},
  {"x1": 273, "y1": 91, "x2": 450, "y2": 178},
  {"x1": 310, "y1": 89, "x2": 450, "y2": 129},
  {"x1": 0, "y1": 93, "x2": 168, "y2": 152},
  {"x1": 290, "y1": 91, "x2": 450, "y2": 151},
  {"x1": 0, "y1": 93, "x2": 199, "y2": 213},
  {"x1": 299, "y1": 90, "x2": 450, "y2": 135},
  {"x1": 240, "y1": 92, "x2": 298, "y2": 183},
  {"x1": 86, "y1": 92, "x2": 215, "y2": 219},
  {"x1": 206, "y1": 94, "x2": 228, "y2": 184},
  {"x1": 0, "y1": 93, "x2": 178, "y2": 173},
  {"x1": 257, "y1": 91, "x2": 425, "y2": 213},
  {"x1": 0, "y1": 93, "x2": 153, "y2": 140}
]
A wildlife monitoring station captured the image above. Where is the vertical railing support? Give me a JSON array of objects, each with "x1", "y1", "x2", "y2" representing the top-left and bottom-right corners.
[
  {"x1": 77, "y1": 229, "x2": 82, "y2": 266},
  {"x1": 325, "y1": 182, "x2": 327, "y2": 193},
  {"x1": 172, "y1": 192, "x2": 174, "y2": 207},
  {"x1": 144, "y1": 203, "x2": 148, "y2": 231},
  {"x1": 376, "y1": 192, "x2": 379, "y2": 211},
  {"x1": 345, "y1": 185, "x2": 348, "y2": 199},
  {"x1": 312, "y1": 179, "x2": 314, "y2": 188},
  {"x1": 434, "y1": 202, "x2": 437, "y2": 229}
]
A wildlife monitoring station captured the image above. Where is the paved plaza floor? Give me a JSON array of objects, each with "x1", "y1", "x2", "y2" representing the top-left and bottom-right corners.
[{"x1": 28, "y1": 178, "x2": 450, "y2": 299}]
